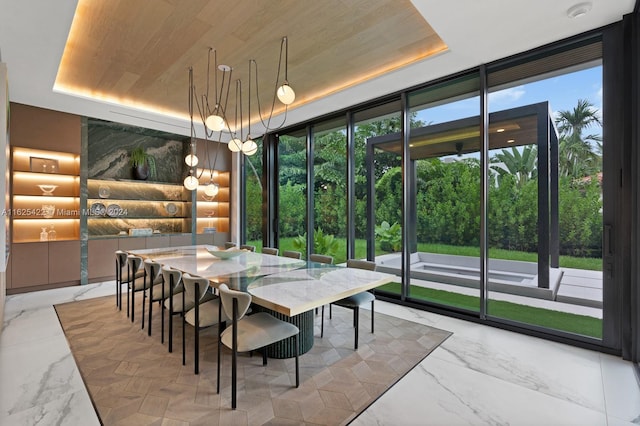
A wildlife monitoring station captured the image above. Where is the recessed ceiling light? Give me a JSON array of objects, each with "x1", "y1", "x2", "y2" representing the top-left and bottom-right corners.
[
  {"x1": 496, "y1": 128, "x2": 505, "y2": 133},
  {"x1": 507, "y1": 139, "x2": 515, "y2": 144},
  {"x1": 567, "y1": 2, "x2": 592, "y2": 19}
]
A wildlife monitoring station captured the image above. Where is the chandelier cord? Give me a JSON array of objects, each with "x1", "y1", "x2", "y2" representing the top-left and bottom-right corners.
[{"x1": 251, "y1": 41, "x2": 289, "y2": 133}]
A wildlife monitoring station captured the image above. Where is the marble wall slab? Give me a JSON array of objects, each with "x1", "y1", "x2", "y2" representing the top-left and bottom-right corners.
[{"x1": 87, "y1": 119, "x2": 189, "y2": 183}]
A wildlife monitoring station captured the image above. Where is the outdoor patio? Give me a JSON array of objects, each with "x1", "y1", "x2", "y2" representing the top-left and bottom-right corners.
[{"x1": 374, "y1": 252, "x2": 602, "y2": 317}]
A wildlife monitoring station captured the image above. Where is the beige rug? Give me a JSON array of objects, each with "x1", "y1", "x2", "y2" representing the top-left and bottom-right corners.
[{"x1": 55, "y1": 295, "x2": 451, "y2": 425}]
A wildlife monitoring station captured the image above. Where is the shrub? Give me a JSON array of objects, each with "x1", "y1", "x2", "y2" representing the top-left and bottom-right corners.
[
  {"x1": 292, "y1": 228, "x2": 339, "y2": 257},
  {"x1": 375, "y1": 221, "x2": 402, "y2": 252}
]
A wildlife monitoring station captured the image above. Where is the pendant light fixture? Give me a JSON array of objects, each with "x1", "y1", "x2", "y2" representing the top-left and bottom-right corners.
[{"x1": 184, "y1": 37, "x2": 296, "y2": 190}]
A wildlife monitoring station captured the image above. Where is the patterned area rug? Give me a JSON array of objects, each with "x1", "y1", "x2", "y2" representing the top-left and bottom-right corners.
[{"x1": 55, "y1": 295, "x2": 451, "y2": 425}]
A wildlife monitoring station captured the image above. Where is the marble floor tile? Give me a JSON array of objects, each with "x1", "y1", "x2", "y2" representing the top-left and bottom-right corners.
[
  {"x1": 353, "y1": 354, "x2": 608, "y2": 426},
  {"x1": 0, "y1": 334, "x2": 99, "y2": 425},
  {"x1": 600, "y1": 353, "x2": 640, "y2": 423},
  {"x1": 1, "y1": 281, "x2": 639, "y2": 426}
]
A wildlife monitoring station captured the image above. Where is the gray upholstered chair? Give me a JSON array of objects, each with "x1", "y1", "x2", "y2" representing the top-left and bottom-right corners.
[
  {"x1": 143, "y1": 259, "x2": 167, "y2": 337},
  {"x1": 322, "y1": 259, "x2": 376, "y2": 350},
  {"x1": 161, "y1": 266, "x2": 184, "y2": 353},
  {"x1": 240, "y1": 244, "x2": 256, "y2": 252},
  {"x1": 282, "y1": 250, "x2": 302, "y2": 259},
  {"x1": 262, "y1": 247, "x2": 279, "y2": 256},
  {"x1": 309, "y1": 253, "x2": 333, "y2": 264},
  {"x1": 115, "y1": 250, "x2": 143, "y2": 312},
  {"x1": 182, "y1": 274, "x2": 227, "y2": 374},
  {"x1": 224, "y1": 242, "x2": 237, "y2": 249},
  {"x1": 216, "y1": 283, "x2": 299, "y2": 409},
  {"x1": 126, "y1": 255, "x2": 151, "y2": 324}
]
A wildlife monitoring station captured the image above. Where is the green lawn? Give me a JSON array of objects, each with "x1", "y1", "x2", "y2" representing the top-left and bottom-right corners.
[
  {"x1": 378, "y1": 282, "x2": 602, "y2": 338},
  {"x1": 248, "y1": 238, "x2": 602, "y2": 271}
]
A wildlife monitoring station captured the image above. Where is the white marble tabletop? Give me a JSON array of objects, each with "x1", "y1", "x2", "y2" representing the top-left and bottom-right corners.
[{"x1": 128, "y1": 245, "x2": 394, "y2": 316}]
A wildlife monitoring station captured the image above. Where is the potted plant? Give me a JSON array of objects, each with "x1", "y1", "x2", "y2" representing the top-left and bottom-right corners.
[{"x1": 129, "y1": 146, "x2": 156, "y2": 180}]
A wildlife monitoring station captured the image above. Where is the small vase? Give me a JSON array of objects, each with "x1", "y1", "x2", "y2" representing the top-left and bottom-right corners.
[{"x1": 133, "y1": 165, "x2": 149, "y2": 180}]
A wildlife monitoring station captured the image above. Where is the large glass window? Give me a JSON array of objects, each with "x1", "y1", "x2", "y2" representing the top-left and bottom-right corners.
[
  {"x1": 313, "y1": 119, "x2": 347, "y2": 263},
  {"x1": 277, "y1": 130, "x2": 307, "y2": 254},
  {"x1": 404, "y1": 74, "x2": 482, "y2": 311},
  {"x1": 487, "y1": 64, "x2": 603, "y2": 338},
  {"x1": 244, "y1": 138, "x2": 263, "y2": 249},
  {"x1": 353, "y1": 102, "x2": 401, "y2": 261}
]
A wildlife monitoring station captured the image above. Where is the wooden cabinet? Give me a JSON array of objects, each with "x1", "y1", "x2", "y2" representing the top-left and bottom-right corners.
[
  {"x1": 11, "y1": 147, "x2": 80, "y2": 243},
  {"x1": 9, "y1": 241, "x2": 81, "y2": 290}
]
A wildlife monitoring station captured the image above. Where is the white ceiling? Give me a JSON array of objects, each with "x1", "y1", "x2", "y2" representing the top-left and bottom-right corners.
[{"x1": 0, "y1": 0, "x2": 635, "y2": 140}]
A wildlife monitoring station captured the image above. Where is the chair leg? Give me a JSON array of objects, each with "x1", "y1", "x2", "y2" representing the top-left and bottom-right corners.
[
  {"x1": 161, "y1": 279, "x2": 165, "y2": 344},
  {"x1": 262, "y1": 350, "x2": 267, "y2": 366},
  {"x1": 320, "y1": 305, "x2": 324, "y2": 338},
  {"x1": 329, "y1": 304, "x2": 332, "y2": 319},
  {"x1": 127, "y1": 265, "x2": 131, "y2": 318},
  {"x1": 168, "y1": 283, "x2": 174, "y2": 353},
  {"x1": 131, "y1": 275, "x2": 135, "y2": 323},
  {"x1": 371, "y1": 300, "x2": 375, "y2": 333},
  {"x1": 148, "y1": 273, "x2": 154, "y2": 337},
  {"x1": 141, "y1": 271, "x2": 147, "y2": 330},
  {"x1": 194, "y1": 283, "x2": 200, "y2": 375},
  {"x1": 295, "y1": 334, "x2": 299, "y2": 388},
  {"x1": 216, "y1": 323, "x2": 222, "y2": 394},
  {"x1": 354, "y1": 306, "x2": 359, "y2": 350},
  {"x1": 182, "y1": 291, "x2": 186, "y2": 366}
]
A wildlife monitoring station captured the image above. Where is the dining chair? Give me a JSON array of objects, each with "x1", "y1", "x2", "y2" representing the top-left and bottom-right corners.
[
  {"x1": 282, "y1": 250, "x2": 302, "y2": 259},
  {"x1": 143, "y1": 259, "x2": 167, "y2": 337},
  {"x1": 161, "y1": 266, "x2": 184, "y2": 352},
  {"x1": 309, "y1": 253, "x2": 333, "y2": 264},
  {"x1": 224, "y1": 242, "x2": 237, "y2": 249},
  {"x1": 240, "y1": 244, "x2": 256, "y2": 252},
  {"x1": 310, "y1": 254, "x2": 333, "y2": 315},
  {"x1": 115, "y1": 250, "x2": 143, "y2": 312},
  {"x1": 262, "y1": 247, "x2": 279, "y2": 256},
  {"x1": 322, "y1": 258, "x2": 376, "y2": 350},
  {"x1": 182, "y1": 274, "x2": 228, "y2": 374},
  {"x1": 126, "y1": 255, "x2": 151, "y2": 324},
  {"x1": 216, "y1": 283, "x2": 299, "y2": 409}
]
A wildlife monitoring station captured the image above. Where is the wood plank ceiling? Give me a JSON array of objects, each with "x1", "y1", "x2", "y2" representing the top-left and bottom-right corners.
[{"x1": 55, "y1": 0, "x2": 446, "y2": 127}]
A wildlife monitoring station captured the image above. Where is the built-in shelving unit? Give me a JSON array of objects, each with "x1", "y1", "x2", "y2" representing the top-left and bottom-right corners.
[
  {"x1": 195, "y1": 169, "x2": 230, "y2": 234},
  {"x1": 11, "y1": 147, "x2": 80, "y2": 243},
  {"x1": 87, "y1": 178, "x2": 192, "y2": 237}
]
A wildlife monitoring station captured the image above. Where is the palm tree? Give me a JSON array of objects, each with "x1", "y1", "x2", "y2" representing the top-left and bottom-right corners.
[
  {"x1": 555, "y1": 99, "x2": 602, "y2": 178},
  {"x1": 490, "y1": 145, "x2": 537, "y2": 188}
]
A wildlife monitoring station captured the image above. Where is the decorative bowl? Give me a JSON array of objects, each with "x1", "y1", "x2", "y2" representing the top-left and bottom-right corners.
[
  {"x1": 206, "y1": 247, "x2": 248, "y2": 259},
  {"x1": 37, "y1": 184, "x2": 58, "y2": 195}
]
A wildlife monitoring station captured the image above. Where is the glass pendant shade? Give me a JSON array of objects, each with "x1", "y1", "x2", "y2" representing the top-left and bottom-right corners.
[
  {"x1": 242, "y1": 138, "x2": 258, "y2": 156},
  {"x1": 183, "y1": 175, "x2": 199, "y2": 190},
  {"x1": 204, "y1": 182, "x2": 220, "y2": 197},
  {"x1": 277, "y1": 83, "x2": 295, "y2": 105},
  {"x1": 184, "y1": 154, "x2": 199, "y2": 167},
  {"x1": 205, "y1": 114, "x2": 225, "y2": 131},
  {"x1": 228, "y1": 138, "x2": 242, "y2": 152}
]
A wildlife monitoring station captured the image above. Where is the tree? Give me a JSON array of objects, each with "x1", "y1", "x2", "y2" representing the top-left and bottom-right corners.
[
  {"x1": 555, "y1": 99, "x2": 602, "y2": 178},
  {"x1": 490, "y1": 145, "x2": 538, "y2": 188}
]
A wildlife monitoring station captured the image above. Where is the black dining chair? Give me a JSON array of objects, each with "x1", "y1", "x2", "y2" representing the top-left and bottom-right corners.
[
  {"x1": 216, "y1": 283, "x2": 299, "y2": 409},
  {"x1": 115, "y1": 250, "x2": 143, "y2": 312},
  {"x1": 322, "y1": 259, "x2": 376, "y2": 350},
  {"x1": 182, "y1": 274, "x2": 227, "y2": 374}
]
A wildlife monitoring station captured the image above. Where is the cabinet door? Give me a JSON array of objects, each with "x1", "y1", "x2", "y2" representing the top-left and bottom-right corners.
[
  {"x1": 170, "y1": 234, "x2": 192, "y2": 247},
  {"x1": 10, "y1": 242, "x2": 48, "y2": 288},
  {"x1": 88, "y1": 239, "x2": 118, "y2": 281},
  {"x1": 146, "y1": 236, "x2": 171, "y2": 248},
  {"x1": 49, "y1": 240, "x2": 80, "y2": 284}
]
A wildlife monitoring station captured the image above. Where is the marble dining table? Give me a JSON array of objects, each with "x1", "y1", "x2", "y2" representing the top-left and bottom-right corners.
[{"x1": 126, "y1": 245, "x2": 395, "y2": 356}]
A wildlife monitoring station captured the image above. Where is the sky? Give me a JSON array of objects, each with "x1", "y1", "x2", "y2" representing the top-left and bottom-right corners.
[{"x1": 414, "y1": 65, "x2": 603, "y2": 134}]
